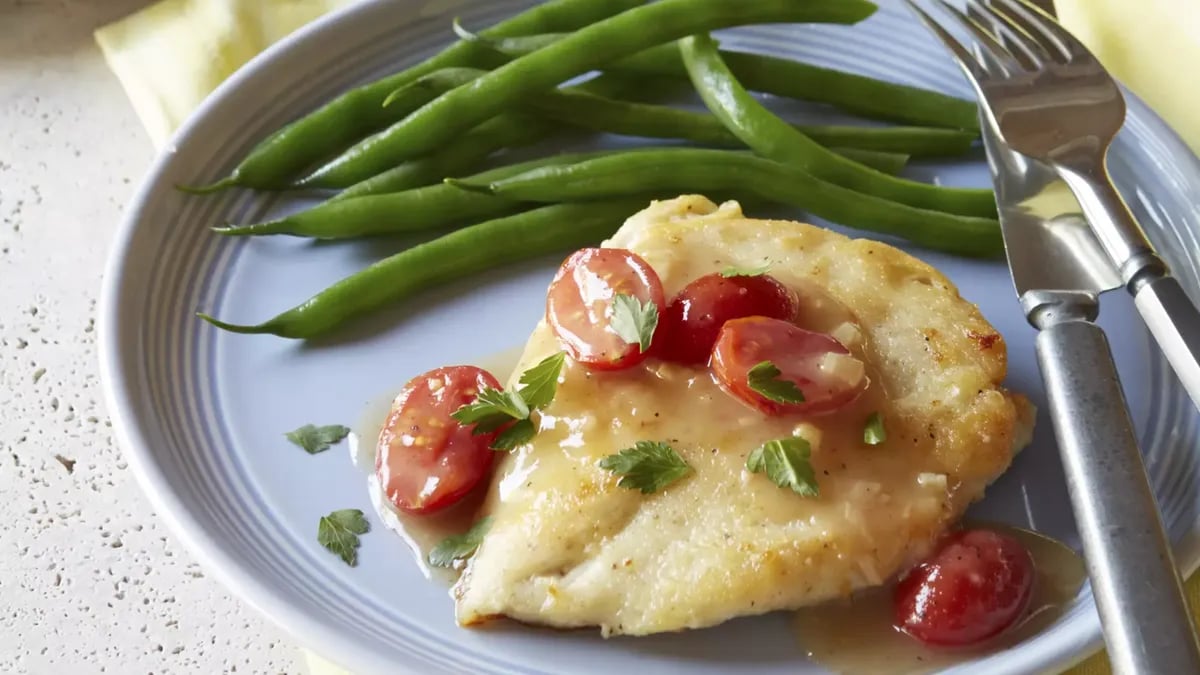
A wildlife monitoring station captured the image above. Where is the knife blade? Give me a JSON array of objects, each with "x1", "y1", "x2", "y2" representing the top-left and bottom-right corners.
[{"x1": 980, "y1": 112, "x2": 1122, "y2": 303}]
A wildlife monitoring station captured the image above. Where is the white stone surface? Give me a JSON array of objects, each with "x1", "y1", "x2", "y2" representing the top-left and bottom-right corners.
[{"x1": 1, "y1": 2, "x2": 303, "y2": 672}]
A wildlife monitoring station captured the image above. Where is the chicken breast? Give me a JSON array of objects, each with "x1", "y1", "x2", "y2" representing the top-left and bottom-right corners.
[{"x1": 454, "y1": 195, "x2": 1035, "y2": 636}]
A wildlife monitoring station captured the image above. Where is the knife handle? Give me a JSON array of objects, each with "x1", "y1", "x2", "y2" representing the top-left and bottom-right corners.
[
  {"x1": 1033, "y1": 307, "x2": 1200, "y2": 674},
  {"x1": 1133, "y1": 273, "x2": 1200, "y2": 411},
  {"x1": 1057, "y1": 160, "x2": 1200, "y2": 411}
]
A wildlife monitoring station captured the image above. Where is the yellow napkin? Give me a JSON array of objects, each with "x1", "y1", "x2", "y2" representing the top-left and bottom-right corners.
[
  {"x1": 95, "y1": 0, "x2": 353, "y2": 148},
  {"x1": 95, "y1": 2, "x2": 1200, "y2": 673},
  {"x1": 1057, "y1": 0, "x2": 1200, "y2": 156}
]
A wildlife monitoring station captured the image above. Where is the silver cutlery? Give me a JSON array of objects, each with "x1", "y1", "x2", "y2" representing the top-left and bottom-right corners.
[
  {"x1": 906, "y1": 1, "x2": 1200, "y2": 672},
  {"x1": 914, "y1": 0, "x2": 1200, "y2": 410}
]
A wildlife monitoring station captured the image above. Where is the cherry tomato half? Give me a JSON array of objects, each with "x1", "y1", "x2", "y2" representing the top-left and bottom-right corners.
[
  {"x1": 711, "y1": 316, "x2": 867, "y2": 415},
  {"x1": 657, "y1": 273, "x2": 798, "y2": 365},
  {"x1": 375, "y1": 365, "x2": 500, "y2": 515},
  {"x1": 894, "y1": 529, "x2": 1035, "y2": 647},
  {"x1": 546, "y1": 248, "x2": 666, "y2": 370}
]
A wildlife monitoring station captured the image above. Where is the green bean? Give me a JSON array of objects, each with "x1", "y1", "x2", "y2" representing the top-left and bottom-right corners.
[
  {"x1": 327, "y1": 73, "x2": 651, "y2": 199},
  {"x1": 679, "y1": 34, "x2": 994, "y2": 218},
  {"x1": 833, "y1": 148, "x2": 907, "y2": 175},
  {"x1": 331, "y1": 141, "x2": 900, "y2": 212},
  {"x1": 468, "y1": 32, "x2": 980, "y2": 131},
  {"x1": 383, "y1": 68, "x2": 916, "y2": 174},
  {"x1": 377, "y1": 67, "x2": 916, "y2": 170},
  {"x1": 187, "y1": 0, "x2": 643, "y2": 191},
  {"x1": 378, "y1": 67, "x2": 484, "y2": 107},
  {"x1": 199, "y1": 199, "x2": 649, "y2": 340},
  {"x1": 703, "y1": 52, "x2": 979, "y2": 132},
  {"x1": 219, "y1": 150, "x2": 625, "y2": 238},
  {"x1": 327, "y1": 73, "x2": 923, "y2": 198},
  {"x1": 298, "y1": 0, "x2": 877, "y2": 188},
  {"x1": 327, "y1": 113, "x2": 560, "y2": 200},
  {"x1": 450, "y1": 148, "x2": 1001, "y2": 257},
  {"x1": 521, "y1": 87, "x2": 975, "y2": 157},
  {"x1": 795, "y1": 126, "x2": 974, "y2": 157}
]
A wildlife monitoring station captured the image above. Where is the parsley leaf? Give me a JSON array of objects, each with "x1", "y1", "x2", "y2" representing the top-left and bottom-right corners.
[
  {"x1": 474, "y1": 387, "x2": 530, "y2": 419},
  {"x1": 451, "y1": 387, "x2": 530, "y2": 433},
  {"x1": 428, "y1": 516, "x2": 492, "y2": 568},
  {"x1": 720, "y1": 263, "x2": 770, "y2": 278},
  {"x1": 610, "y1": 294, "x2": 659, "y2": 353},
  {"x1": 517, "y1": 352, "x2": 566, "y2": 410},
  {"x1": 317, "y1": 509, "x2": 370, "y2": 566},
  {"x1": 491, "y1": 418, "x2": 536, "y2": 451},
  {"x1": 599, "y1": 441, "x2": 692, "y2": 494},
  {"x1": 863, "y1": 412, "x2": 887, "y2": 445},
  {"x1": 452, "y1": 354, "x2": 565, "y2": 436},
  {"x1": 286, "y1": 424, "x2": 351, "y2": 455},
  {"x1": 452, "y1": 353, "x2": 566, "y2": 448},
  {"x1": 746, "y1": 437, "x2": 819, "y2": 497},
  {"x1": 746, "y1": 361, "x2": 806, "y2": 404}
]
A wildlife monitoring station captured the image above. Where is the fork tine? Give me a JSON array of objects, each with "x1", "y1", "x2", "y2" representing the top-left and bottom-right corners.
[
  {"x1": 988, "y1": 0, "x2": 1079, "y2": 62},
  {"x1": 965, "y1": 0, "x2": 1053, "y2": 69},
  {"x1": 937, "y1": 0, "x2": 1031, "y2": 74},
  {"x1": 903, "y1": 0, "x2": 991, "y2": 85}
]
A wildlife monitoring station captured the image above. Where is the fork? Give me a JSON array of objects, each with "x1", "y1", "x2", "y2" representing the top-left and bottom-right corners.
[
  {"x1": 907, "y1": 1, "x2": 1200, "y2": 672},
  {"x1": 907, "y1": 0, "x2": 1200, "y2": 413}
]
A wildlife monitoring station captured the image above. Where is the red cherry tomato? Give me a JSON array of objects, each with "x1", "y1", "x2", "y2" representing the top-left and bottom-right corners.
[
  {"x1": 894, "y1": 529, "x2": 1035, "y2": 647},
  {"x1": 657, "y1": 273, "x2": 798, "y2": 365},
  {"x1": 711, "y1": 316, "x2": 867, "y2": 415},
  {"x1": 546, "y1": 248, "x2": 666, "y2": 370},
  {"x1": 375, "y1": 365, "x2": 500, "y2": 515}
]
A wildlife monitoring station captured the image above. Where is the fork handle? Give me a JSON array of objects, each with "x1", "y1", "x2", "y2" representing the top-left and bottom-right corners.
[
  {"x1": 1134, "y1": 274, "x2": 1200, "y2": 411},
  {"x1": 1031, "y1": 297, "x2": 1200, "y2": 675},
  {"x1": 1058, "y1": 161, "x2": 1200, "y2": 411}
]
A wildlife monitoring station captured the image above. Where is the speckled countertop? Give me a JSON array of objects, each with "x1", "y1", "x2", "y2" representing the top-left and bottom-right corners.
[{"x1": 1, "y1": 2, "x2": 302, "y2": 672}]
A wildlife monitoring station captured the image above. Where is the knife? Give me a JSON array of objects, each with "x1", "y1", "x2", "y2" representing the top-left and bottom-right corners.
[{"x1": 976, "y1": 47, "x2": 1200, "y2": 675}]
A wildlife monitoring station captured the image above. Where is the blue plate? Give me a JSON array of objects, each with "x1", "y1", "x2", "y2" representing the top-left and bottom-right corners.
[{"x1": 98, "y1": 1, "x2": 1200, "y2": 673}]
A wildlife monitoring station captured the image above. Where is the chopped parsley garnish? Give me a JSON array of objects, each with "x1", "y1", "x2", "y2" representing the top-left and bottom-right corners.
[
  {"x1": 317, "y1": 509, "x2": 370, "y2": 567},
  {"x1": 451, "y1": 388, "x2": 529, "y2": 433},
  {"x1": 286, "y1": 424, "x2": 351, "y2": 455},
  {"x1": 599, "y1": 441, "x2": 692, "y2": 494},
  {"x1": 516, "y1": 351, "x2": 566, "y2": 410},
  {"x1": 428, "y1": 516, "x2": 492, "y2": 568},
  {"x1": 720, "y1": 263, "x2": 770, "y2": 278},
  {"x1": 610, "y1": 293, "x2": 659, "y2": 353},
  {"x1": 490, "y1": 418, "x2": 536, "y2": 451},
  {"x1": 746, "y1": 437, "x2": 819, "y2": 497},
  {"x1": 746, "y1": 361, "x2": 806, "y2": 404},
  {"x1": 450, "y1": 352, "x2": 566, "y2": 450},
  {"x1": 863, "y1": 412, "x2": 887, "y2": 445}
]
